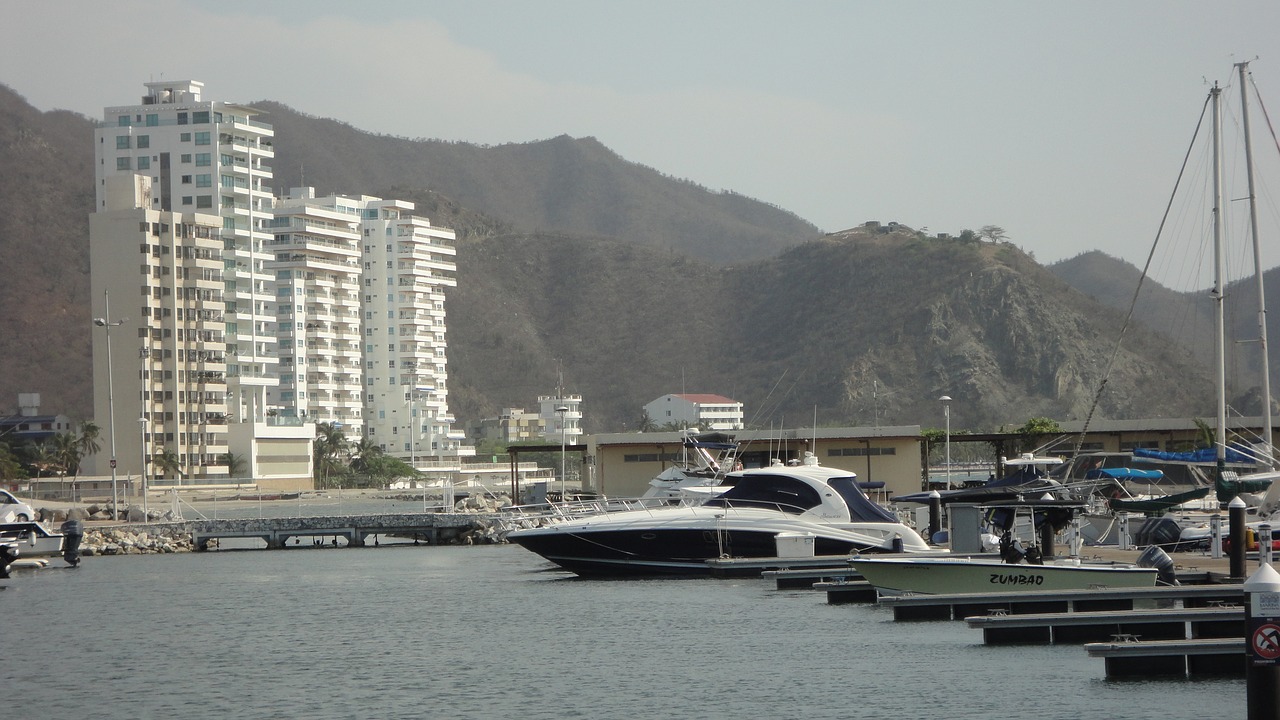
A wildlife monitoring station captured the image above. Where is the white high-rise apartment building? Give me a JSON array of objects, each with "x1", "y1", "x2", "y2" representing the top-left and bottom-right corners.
[
  {"x1": 91, "y1": 81, "x2": 313, "y2": 486},
  {"x1": 269, "y1": 189, "x2": 471, "y2": 465},
  {"x1": 90, "y1": 175, "x2": 230, "y2": 478},
  {"x1": 269, "y1": 189, "x2": 365, "y2": 434}
]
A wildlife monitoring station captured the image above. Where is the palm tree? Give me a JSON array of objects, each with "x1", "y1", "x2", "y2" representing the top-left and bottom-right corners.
[
  {"x1": 155, "y1": 448, "x2": 182, "y2": 482},
  {"x1": 25, "y1": 441, "x2": 55, "y2": 478},
  {"x1": 313, "y1": 422, "x2": 349, "y2": 488},
  {"x1": 77, "y1": 420, "x2": 102, "y2": 459},
  {"x1": 348, "y1": 438, "x2": 382, "y2": 474},
  {"x1": 0, "y1": 442, "x2": 24, "y2": 480},
  {"x1": 220, "y1": 452, "x2": 247, "y2": 478},
  {"x1": 50, "y1": 432, "x2": 82, "y2": 478}
]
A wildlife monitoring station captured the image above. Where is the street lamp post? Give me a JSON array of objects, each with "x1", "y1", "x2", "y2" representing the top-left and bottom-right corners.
[
  {"x1": 138, "y1": 416, "x2": 148, "y2": 520},
  {"x1": 94, "y1": 291, "x2": 126, "y2": 520},
  {"x1": 556, "y1": 405, "x2": 569, "y2": 500},
  {"x1": 938, "y1": 395, "x2": 952, "y2": 489}
]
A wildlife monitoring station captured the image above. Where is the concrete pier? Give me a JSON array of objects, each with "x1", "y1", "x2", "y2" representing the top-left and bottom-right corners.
[{"x1": 188, "y1": 513, "x2": 505, "y2": 550}]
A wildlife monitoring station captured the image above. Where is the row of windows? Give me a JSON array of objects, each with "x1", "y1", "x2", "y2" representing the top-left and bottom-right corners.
[
  {"x1": 117, "y1": 131, "x2": 209, "y2": 147},
  {"x1": 828, "y1": 447, "x2": 897, "y2": 457},
  {"x1": 116, "y1": 110, "x2": 214, "y2": 127},
  {"x1": 623, "y1": 452, "x2": 685, "y2": 463}
]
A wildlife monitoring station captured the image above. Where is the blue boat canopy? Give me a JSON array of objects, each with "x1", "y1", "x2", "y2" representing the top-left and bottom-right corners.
[
  {"x1": 1085, "y1": 467, "x2": 1164, "y2": 481},
  {"x1": 1133, "y1": 445, "x2": 1254, "y2": 464}
]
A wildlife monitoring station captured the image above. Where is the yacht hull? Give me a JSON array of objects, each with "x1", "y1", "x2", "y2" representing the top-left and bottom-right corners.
[{"x1": 510, "y1": 525, "x2": 868, "y2": 576}]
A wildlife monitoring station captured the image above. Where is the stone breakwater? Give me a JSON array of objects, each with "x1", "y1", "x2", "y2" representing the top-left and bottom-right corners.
[
  {"x1": 75, "y1": 511, "x2": 513, "y2": 556},
  {"x1": 81, "y1": 525, "x2": 196, "y2": 556}
]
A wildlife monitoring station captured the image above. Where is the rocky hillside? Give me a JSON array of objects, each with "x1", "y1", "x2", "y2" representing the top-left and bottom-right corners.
[
  {"x1": 0, "y1": 85, "x2": 94, "y2": 419},
  {"x1": 255, "y1": 101, "x2": 820, "y2": 264},
  {"x1": 1050, "y1": 250, "x2": 1276, "y2": 414}
]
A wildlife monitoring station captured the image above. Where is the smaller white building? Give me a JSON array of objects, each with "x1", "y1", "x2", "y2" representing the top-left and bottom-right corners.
[
  {"x1": 537, "y1": 395, "x2": 583, "y2": 444},
  {"x1": 644, "y1": 394, "x2": 744, "y2": 431}
]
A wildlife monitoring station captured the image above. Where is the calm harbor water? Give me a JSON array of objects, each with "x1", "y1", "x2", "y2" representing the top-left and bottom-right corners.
[{"x1": 3, "y1": 544, "x2": 1243, "y2": 719}]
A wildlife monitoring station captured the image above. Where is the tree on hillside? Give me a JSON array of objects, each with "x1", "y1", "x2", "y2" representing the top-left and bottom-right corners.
[{"x1": 978, "y1": 225, "x2": 1008, "y2": 243}]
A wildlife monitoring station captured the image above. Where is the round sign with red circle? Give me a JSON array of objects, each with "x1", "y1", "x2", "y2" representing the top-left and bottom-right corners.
[{"x1": 1253, "y1": 623, "x2": 1280, "y2": 661}]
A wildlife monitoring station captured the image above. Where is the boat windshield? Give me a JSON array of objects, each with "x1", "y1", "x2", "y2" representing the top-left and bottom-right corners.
[
  {"x1": 703, "y1": 475, "x2": 821, "y2": 515},
  {"x1": 828, "y1": 477, "x2": 898, "y2": 523}
]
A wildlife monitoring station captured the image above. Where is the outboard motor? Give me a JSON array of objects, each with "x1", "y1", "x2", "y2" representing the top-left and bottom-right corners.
[
  {"x1": 61, "y1": 515, "x2": 84, "y2": 567},
  {"x1": 1137, "y1": 545, "x2": 1179, "y2": 586},
  {"x1": 0, "y1": 542, "x2": 18, "y2": 579}
]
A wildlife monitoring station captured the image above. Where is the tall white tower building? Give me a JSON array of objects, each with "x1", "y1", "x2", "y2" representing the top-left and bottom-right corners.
[
  {"x1": 269, "y1": 188, "x2": 365, "y2": 435},
  {"x1": 91, "y1": 81, "x2": 313, "y2": 487}
]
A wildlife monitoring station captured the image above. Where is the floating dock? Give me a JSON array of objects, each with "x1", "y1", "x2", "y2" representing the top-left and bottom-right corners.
[
  {"x1": 1085, "y1": 638, "x2": 1243, "y2": 678},
  {"x1": 872, "y1": 584, "x2": 1244, "y2": 621},
  {"x1": 964, "y1": 605, "x2": 1243, "y2": 645}
]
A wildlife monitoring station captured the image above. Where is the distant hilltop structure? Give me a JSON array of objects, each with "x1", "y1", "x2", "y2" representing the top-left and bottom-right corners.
[{"x1": 644, "y1": 393, "x2": 743, "y2": 431}]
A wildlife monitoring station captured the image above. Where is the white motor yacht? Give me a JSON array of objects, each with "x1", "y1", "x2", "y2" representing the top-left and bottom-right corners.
[{"x1": 508, "y1": 455, "x2": 929, "y2": 576}]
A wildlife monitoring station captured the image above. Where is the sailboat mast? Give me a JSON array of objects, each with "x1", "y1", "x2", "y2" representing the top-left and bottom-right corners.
[
  {"x1": 1212, "y1": 83, "x2": 1228, "y2": 481},
  {"x1": 1237, "y1": 60, "x2": 1274, "y2": 468}
]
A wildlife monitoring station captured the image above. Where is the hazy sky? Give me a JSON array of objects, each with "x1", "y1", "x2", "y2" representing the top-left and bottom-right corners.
[{"x1": 5, "y1": 0, "x2": 1280, "y2": 290}]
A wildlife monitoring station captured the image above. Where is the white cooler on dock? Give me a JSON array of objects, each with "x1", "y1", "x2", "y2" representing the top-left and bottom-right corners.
[{"x1": 774, "y1": 532, "x2": 816, "y2": 558}]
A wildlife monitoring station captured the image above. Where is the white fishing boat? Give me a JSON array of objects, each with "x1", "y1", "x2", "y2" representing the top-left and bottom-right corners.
[
  {"x1": 846, "y1": 554, "x2": 1160, "y2": 595},
  {"x1": 0, "y1": 520, "x2": 65, "y2": 558}
]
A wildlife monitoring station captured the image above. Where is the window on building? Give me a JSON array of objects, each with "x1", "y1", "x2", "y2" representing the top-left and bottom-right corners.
[
  {"x1": 145, "y1": 113, "x2": 158, "y2": 127},
  {"x1": 116, "y1": 135, "x2": 131, "y2": 150},
  {"x1": 194, "y1": 131, "x2": 210, "y2": 145},
  {"x1": 116, "y1": 157, "x2": 131, "y2": 170},
  {"x1": 180, "y1": 132, "x2": 191, "y2": 142},
  {"x1": 137, "y1": 156, "x2": 150, "y2": 170},
  {"x1": 193, "y1": 111, "x2": 210, "y2": 124},
  {"x1": 177, "y1": 112, "x2": 188, "y2": 125},
  {"x1": 181, "y1": 175, "x2": 192, "y2": 184},
  {"x1": 196, "y1": 195, "x2": 212, "y2": 209},
  {"x1": 195, "y1": 174, "x2": 211, "y2": 188},
  {"x1": 137, "y1": 135, "x2": 150, "y2": 149},
  {"x1": 181, "y1": 196, "x2": 192, "y2": 206},
  {"x1": 195, "y1": 153, "x2": 211, "y2": 167},
  {"x1": 117, "y1": 115, "x2": 131, "y2": 127}
]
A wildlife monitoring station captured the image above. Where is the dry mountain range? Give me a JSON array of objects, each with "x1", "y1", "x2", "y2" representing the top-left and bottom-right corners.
[{"x1": 4, "y1": 82, "x2": 1271, "y2": 436}]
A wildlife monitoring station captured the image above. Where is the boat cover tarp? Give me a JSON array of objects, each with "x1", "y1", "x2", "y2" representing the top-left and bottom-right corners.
[
  {"x1": 893, "y1": 477, "x2": 1063, "y2": 505},
  {"x1": 1107, "y1": 486, "x2": 1211, "y2": 515},
  {"x1": 1133, "y1": 445, "x2": 1254, "y2": 464},
  {"x1": 1085, "y1": 467, "x2": 1165, "y2": 481}
]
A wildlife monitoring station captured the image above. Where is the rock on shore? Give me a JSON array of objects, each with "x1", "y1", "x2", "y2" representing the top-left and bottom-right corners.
[{"x1": 81, "y1": 526, "x2": 196, "y2": 556}]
